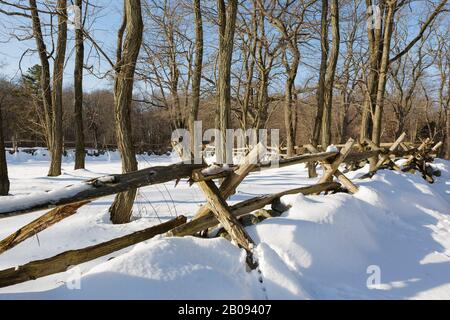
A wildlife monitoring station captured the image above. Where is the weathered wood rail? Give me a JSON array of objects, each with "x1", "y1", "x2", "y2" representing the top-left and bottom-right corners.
[
  {"x1": 168, "y1": 182, "x2": 340, "y2": 237},
  {"x1": 0, "y1": 216, "x2": 187, "y2": 288},
  {"x1": 0, "y1": 163, "x2": 206, "y2": 217},
  {"x1": 0, "y1": 134, "x2": 443, "y2": 287}
]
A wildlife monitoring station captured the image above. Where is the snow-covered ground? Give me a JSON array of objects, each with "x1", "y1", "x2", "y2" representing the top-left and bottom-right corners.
[{"x1": 0, "y1": 150, "x2": 449, "y2": 300}]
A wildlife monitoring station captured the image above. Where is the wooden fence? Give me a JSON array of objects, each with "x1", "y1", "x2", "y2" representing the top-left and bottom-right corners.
[{"x1": 0, "y1": 133, "x2": 442, "y2": 288}]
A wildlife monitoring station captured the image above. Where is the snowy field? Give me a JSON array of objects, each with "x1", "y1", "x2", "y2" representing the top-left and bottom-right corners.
[{"x1": 0, "y1": 149, "x2": 449, "y2": 300}]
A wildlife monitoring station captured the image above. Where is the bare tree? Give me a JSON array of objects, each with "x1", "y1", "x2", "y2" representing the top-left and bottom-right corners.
[
  {"x1": 26, "y1": 0, "x2": 68, "y2": 176},
  {"x1": 140, "y1": 0, "x2": 193, "y2": 130},
  {"x1": 216, "y1": 0, "x2": 238, "y2": 164},
  {"x1": 431, "y1": 27, "x2": 450, "y2": 158},
  {"x1": 388, "y1": 29, "x2": 432, "y2": 139},
  {"x1": 109, "y1": 0, "x2": 144, "y2": 224},
  {"x1": 74, "y1": 0, "x2": 86, "y2": 170},
  {"x1": 0, "y1": 79, "x2": 10, "y2": 196},
  {"x1": 321, "y1": 0, "x2": 340, "y2": 147},
  {"x1": 310, "y1": 0, "x2": 340, "y2": 148},
  {"x1": 335, "y1": 0, "x2": 365, "y2": 143},
  {"x1": 189, "y1": 0, "x2": 203, "y2": 149},
  {"x1": 258, "y1": 0, "x2": 314, "y2": 157},
  {"x1": 361, "y1": 0, "x2": 448, "y2": 150},
  {"x1": 311, "y1": 0, "x2": 329, "y2": 149},
  {"x1": 233, "y1": 0, "x2": 282, "y2": 132}
]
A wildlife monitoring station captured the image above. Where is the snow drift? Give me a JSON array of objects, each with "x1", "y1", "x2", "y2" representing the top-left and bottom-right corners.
[{"x1": 0, "y1": 155, "x2": 448, "y2": 300}]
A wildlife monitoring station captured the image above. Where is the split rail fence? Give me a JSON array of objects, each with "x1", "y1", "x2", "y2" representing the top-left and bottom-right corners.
[{"x1": 0, "y1": 133, "x2": 443, "y2": 288}]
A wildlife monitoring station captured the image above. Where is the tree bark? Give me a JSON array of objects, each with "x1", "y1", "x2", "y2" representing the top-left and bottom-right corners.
[
  {"x1": 109, "y1": 0, "x2": 144, "y2": 224},
  {"x1": 321, "y1": 0, "x2": 340, "y2": 147},
  {"x1": 0, "y1": 102, "x2": 9, "y2": 196},
  {"x1": 360, "y1": 0, "x2": 383, "y2": 142},
  {"x1": 29, "y1": 0, "x2": 59, "y2": 176},
  {"x1": 371, "y1": 2, "x2": 395, "y2": 149},
  {"x1": 48, "y1": 0, "x2": 68, "y2": 177},
  {"x1": 312, "y1": 0, "x2": 329, "y2": 147},
  {"x1": 74, "y1": 0, "x2": 85, "y2": 170},
  {"x1": 284, "y1": 73, "x2": 297, "y2": 157},
  {"x1": 189, "y1": 0, "x2": 203, "y2": 151},
  {"x1": 216, "y1": 0, "x2": 238, "y2": 164},
  {"x1": 446, "y1": 105, "x2": 450, "y2": 159}
]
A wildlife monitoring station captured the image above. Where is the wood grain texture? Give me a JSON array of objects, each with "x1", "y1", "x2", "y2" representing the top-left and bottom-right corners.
[{"x1": 0, "y1": 216, "x2": 187, "y2": 288}]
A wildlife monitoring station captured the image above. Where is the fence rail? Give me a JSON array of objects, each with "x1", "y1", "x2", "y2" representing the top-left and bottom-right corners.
[{"x1": 0, "y1": 134, "x2": 442, "y2": 287}]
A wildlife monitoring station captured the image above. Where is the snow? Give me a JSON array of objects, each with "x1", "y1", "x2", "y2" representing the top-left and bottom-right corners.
[
  {"x1": 0, "y1": 183, "x2": 92, "y2": 214},
  {"x1": 0, "y1": 237, "x2": 264, "y2": 300},
  {"x1": 326, "y1": 145, "x2": 339, "y2": 153},
  {"x1": 201, "y1": 165, "x2": 227, "y2": 176},
  {"x1": 0, "y1": 149, "x2": 449, "y2": 300}
]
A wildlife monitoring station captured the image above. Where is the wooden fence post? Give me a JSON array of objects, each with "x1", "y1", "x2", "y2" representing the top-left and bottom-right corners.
[
  {"x1": 192, "y1": 143, "x2": 267, "y2": 220},
  {"x1": 196, "y1": 178, "x2": 257, "y2": 269},
  {"x1": 373, "y1": 133, "x2": 406, "y2": 172},
  {"x1": 305, "y1": 139, "x2": 359, "y2": 194}
]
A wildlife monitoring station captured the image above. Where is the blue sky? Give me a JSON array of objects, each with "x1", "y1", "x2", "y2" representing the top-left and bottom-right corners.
[
  {"x1": 0, "y1": 0, "x2": 123, "y2": 91},
  {"x1": 0, "y1": 0, "x2": 447, "y2": 94}
]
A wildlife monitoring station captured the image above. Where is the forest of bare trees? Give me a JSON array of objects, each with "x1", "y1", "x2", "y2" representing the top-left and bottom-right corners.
[{"x1": 0, "y1": 0, "x2": 448, "y2": 222}]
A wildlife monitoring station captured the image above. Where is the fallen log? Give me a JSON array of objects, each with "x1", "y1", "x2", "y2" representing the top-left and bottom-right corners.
[
  {"x1": 0, "y1": 216, "x2": 187, "y2": 288},
  {"x1": 0, "y1": 201, "x2": 90, "y2": 255},
  {"x1": 0, "y1": 162, "x2": 206, "y2": 218},
  {"x1": 168, "y1": 182, "x2": 340, "y2": 237}
]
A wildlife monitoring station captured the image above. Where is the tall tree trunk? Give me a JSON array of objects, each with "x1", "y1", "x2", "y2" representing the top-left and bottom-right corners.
[
  {"x1": 444, "y1": 57, "x2": 450, "y2": 159},
  {"x1": 168, "y1": 24, "x2": 183, "y2": 130},
  {"x1": 360, "y1": 0, "x2": 383, "y2": 142},
  {"x1": 216, "y1": 0, "x2": 238, "y2": 164},
  {"x1": 284, "y1": 76, "x2": 296, "y2": 157},
  {"x1": 109, "y1": 0, "x2": 144, "y2": 224},
  {"x1": 359, "y1": 101, "x2": 371, "y2": 141},
  {"x1": 48, "y1": 0, "x2": 68, "y2": 177},
  {"x1": 0, "y1": 103, "x2": 9, "y2": 196},
  {"x1": 321, "y1": 0, "x2": 340, "y2": 147},
  {"x1": 312, "y1": 0, "x2": 329, "y2": 147},
  {"x1": 446, "y1": 103, "x2": 450, "y2": 159},
  {"x1": 74, "y1": 0, "x2": 85, "y2": 170},
  {"x1": 369, "y1": 2, "x2": 395, "y2": 171},
  {"x1": 283, "y1": 48, "x2": 300, "y2": 158},
  {"x1": 29, "y1": 0, "x2": 53, "y2": 171},
  {"x1": 189, "y1": 0, "x2": 203, "y2": 151},
  {"x1": 255, "y1": 9, "x2": 271, "y2": 130},
  {"x1": 339, "y1": 108, "x2": 350, "y2": 144},
  {"x1": 257, "y1": 71, "x2": 269, "y2": 130},
  {"x1": 371, "y1": 2, "x2": 395, "y2": 147},
  {"x1": 395, "y1": 110, "x2": 406, "y2": 140}
]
